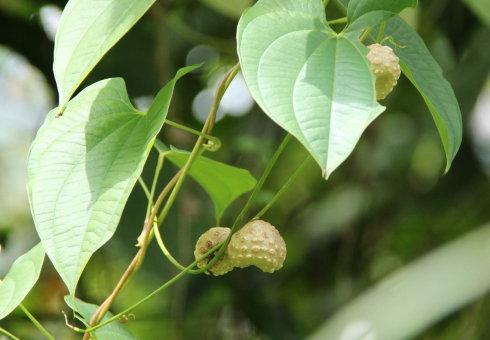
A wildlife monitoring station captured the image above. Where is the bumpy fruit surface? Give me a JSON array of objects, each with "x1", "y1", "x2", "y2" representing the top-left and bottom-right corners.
[
  {"x1": 194, "y1": 227, "x2": 234, "y2": 276},
  {"x1": 367, "y1": 43, "x2": 401, "y2": 100},
  {"x1": 228, "y1": 220, "x2": 286, "y2": 273}
]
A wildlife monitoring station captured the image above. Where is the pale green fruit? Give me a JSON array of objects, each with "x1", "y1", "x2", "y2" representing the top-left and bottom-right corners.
[
  {"x1": 194, "y1": 227, "x2": 235, "y2": 276},
  {"x1": 228, "y1": 220, "x2": 286, "y2": 273},
  {"x1": 367, "y1": 43, "x2": 401, "y2": 100}
]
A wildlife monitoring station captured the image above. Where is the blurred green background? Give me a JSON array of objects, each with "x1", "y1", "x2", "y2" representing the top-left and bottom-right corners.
[{"x1": 0, "y1": 0, "x2": 489, "y2": 339}]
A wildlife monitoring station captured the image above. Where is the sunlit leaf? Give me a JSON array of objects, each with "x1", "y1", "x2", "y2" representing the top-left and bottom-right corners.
[
  {"x1": 238, "y1": 0, "x2": 385, "y2": 178},
  {"x1": 309, "y1": 225, "x2": 490, "y2": 340},
  {"x1": 27, "y1": 66, "x2": 198, "y2": 294},
  {"x1": 64, "y1": 296, "x2": 134, "y2": 339},
  {"x1": 155, "y1": 141, "x2": 256, "y2": 221},
  {"x1": 54, "y1": 0, "x2": 157, "y2": 107},
  {"x1": 347, "y1": 0, "x2": 417, "y2": 23},
  {"x1": 384, "y1": 17, "x2": 462, "y2": 170},
  {"x1": 0, "y1": 243, "x2": 45, "y2": 320}
]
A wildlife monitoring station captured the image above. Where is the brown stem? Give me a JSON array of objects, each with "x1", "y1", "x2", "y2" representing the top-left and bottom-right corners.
[
  {"x1": 83, "y1": 171, "x2": 181, "y2": 339},
  {"x1": 83, "y1": 63, "x2": 240, "y2": 339}
]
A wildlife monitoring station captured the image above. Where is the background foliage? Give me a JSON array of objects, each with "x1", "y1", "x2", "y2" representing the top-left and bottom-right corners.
[{"x1": 0, "y1": 0, "x2": 489, "y2": 339}]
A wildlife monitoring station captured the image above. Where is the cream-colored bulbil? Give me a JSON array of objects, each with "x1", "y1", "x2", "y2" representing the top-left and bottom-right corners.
[
  {"x1": 194, "y1": 227, "x2": 234, "y2": 276},
  {"x1": 228, "y1": 220, "x2": 286, "y2": 273},
  {"x1": 367, "y1": 43, "x2": 401, "y2": 100}
]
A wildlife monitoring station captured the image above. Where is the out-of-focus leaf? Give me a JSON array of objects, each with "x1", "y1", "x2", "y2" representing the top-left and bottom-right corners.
[
  {"x1": 64, "y1": 296, "x2": 135, "y2": 339},
  {"x1": 54, "y1": 0, "x2": 157, "y2": 106},
  {"x1": 199, "y1": 0, "x2": 252, "y2": 19},
  {"x1": 309, "y1": 225, "x2": 490, "y2": 340},
  {"x1": 461, "y1": 0, "x2": 490, "y2": 27},
  {"x1": 0, "y1": 243, "x2": 44, "y2": 320},
  {"x1": 0, "y1": 0, "x2": 41, "y2": 20},
  {"x1": 384, "y1": 17, "x2": 462, "y2": 171},
  {"x1": 27, "y1": 66, "x2": 198, "y2": 294},
  {"x1": 347, "y1": 0, "x2": 417, "y2": 23},
  {"x1": 155, "y1": 141, "x2": 256, "y2": 221},
  {"x1": 238, "y1": 0, "x2": 385, "y2": 178}
]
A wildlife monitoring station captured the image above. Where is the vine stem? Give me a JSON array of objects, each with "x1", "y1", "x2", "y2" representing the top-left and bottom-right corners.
[
  {"x1": 84, "y1": 170, "x2": 181, "y2": 337},
  {"x1": 254, "y1": 155, "x2": 311, "y2": 220},
  {"x1": 0, "y1": 327, "x2": 20, "y2": 340},
  {"x1": 201, "y1": 133, "x2": 292, "y2": 272},
  {"x1": 19, "y1": 304, "x2": 54, "y2": 340},
  {"x1": 84, "y1": 63, "x2": 240, "y2": 337},
  {"x1": 79, "y1": 243, "x2": 223, "y2": 334},
  {"x1": 81, "y1": 116, "x2": 294, "y2": 335},
  {"x1": 328, "y1": 17, "x2": 347, "y2": 25},
  {"x1": 152, "y1": 63, "x2": 240, "y2": 255}
]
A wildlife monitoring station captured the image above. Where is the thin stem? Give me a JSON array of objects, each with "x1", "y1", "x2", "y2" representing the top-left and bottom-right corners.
[
  {"x1": 165, "y1": 119, "x2": 222, "y2": 151},
  {"x1": 85, "y1": 171, "x2": 181, "y2": 337},
  {"x1": 153, "y1": 218, "x2": 188, "y2": 272},
  {"x1": 360, "y1": 27, "x2": 374, "y2": 43},
  {"x1": 254, "y1": 155, "x2": 311, "y2": 220},
  {"x1": 328, "y1": 17, "x2": 347, "y2": 25},
  {"x1": 231, "y1": 133, "x2": 292, "y2": 232},
  {"x1": 85, "y1": 64, "x2": 240, "y2": 336},
  {"x1": 19, "y1": 304, "x2": 54, "y2": 340},
  {"x1": 201, "y1": 133, "x2": 292, "y2": 272},
  {"x1": 154, "y1": 63, "x2": 240, "y2": 229},
  {"x1": 376, "y1": 21, "x2": 387, "y2": 43},
  {"x1": 81, "y1": 243, "x2": 223, "y2": 334},
  {"x1": 146, "y1": 153, "x2": 165, "y2": 218},
  {"x1": 0, "y1": 327, "x2": 20, "y2": 340},
  {"x1": 137, "y1": 177, "x2": 151, "y2": 201}
]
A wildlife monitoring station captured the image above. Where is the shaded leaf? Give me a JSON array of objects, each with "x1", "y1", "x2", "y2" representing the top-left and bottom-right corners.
[
  {"x1": 384, "y1": 17, "x2": 462, "y2": 170},
  {"x1": 54, "y1": 0, "x2": 157, "y2": 106},
  {"x1": 0, "y1": 244, "x2": 45, "y2": 320},
  {"x1": 27, "y1": 66, "x2": 198, "y2": 294},
  {"x1": 309, "y1": 225, "x2": 490, "y2": 340},
  {"x1": 345, "y1": 10, "x2": 394, "y2": 35},
  {"x1": 155, "y1": 141, "x2": 256, "y2": 221},
  {"x1": 461, "y1": 0, "x2": 490, "y2": 27},
  {"x1": 238, "y1": 0, "x2": 385, "y2": 178},
  {"x1": 64, "y1": 296, "x2": 134, "y2": 339},
  {"x1": 347, "y1": 0, "x2": 417, "y2": 23}
]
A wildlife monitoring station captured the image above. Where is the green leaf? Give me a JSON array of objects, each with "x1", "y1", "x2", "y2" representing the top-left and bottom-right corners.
[
  {"x1": 0, "y1": 244, "x2": 45, "y2": 320},
  {"x1": 199, "y1": 0, "x2": 252, "y2": 19},
  {"x1": 345, "y1": 10, "x2": 395, "y2": 35},
  {"x1": 347, "y1": 0, "x2": 417, "y2": 23},
  {"x1": 54, "y1": 0, "x2": 157, "y2": 107},
  {"x1": 64, "y1": 296, "x2": 135, "y2": 339},
  {"x1": 155, "y1": 141, "x2": 256, "y2": 221},
  {"x1": 384, "y1": 17, "x2": 462, "y2": 170},
  {"x1": 27, "y1": 65, "x2": 198, "y2": 294},
  {"x1": 237, "y1": 0, "x2": 385, "y2": 178},
  {"x1": 309, "y1": 224, "x2": 490, "y2": 340},
  {"x1": 461, "y1": 0, "x2": 490, "y2": 27}
]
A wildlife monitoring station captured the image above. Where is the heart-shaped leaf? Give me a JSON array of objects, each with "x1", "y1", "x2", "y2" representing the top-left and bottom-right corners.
[
  {"x1": 64, "y1": 296, "x2": 135, "y2": 339},
  {"x1": 0, "y1": 243, "x2": 45, "y2": 320},
  {"x1": 383, "y1": 17, "x2": 462, "y2": 170},
  {"x1": 347, "y1": 0, "x2": 417, "y2": 23},
  {"x1": 54, "y1": 0, "x2": 157, "y2": 107},
  {"x1": 28, "y1": 66, "x2": 198, "y2": 294},
  {"x1": 155, "y1": 141, "x2": 257, "y2": 221},
  {"x1": 238, "y1": 0, "x2": 385, "y2": 178}
]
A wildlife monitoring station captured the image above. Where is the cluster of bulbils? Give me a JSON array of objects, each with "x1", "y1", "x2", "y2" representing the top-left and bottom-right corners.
[
  {"x1": 367, "y1": 43, "x2": 401, "y2": 100},
  {"x1": 194, "y1": 220, "x2": 287, "y2": 276}
]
